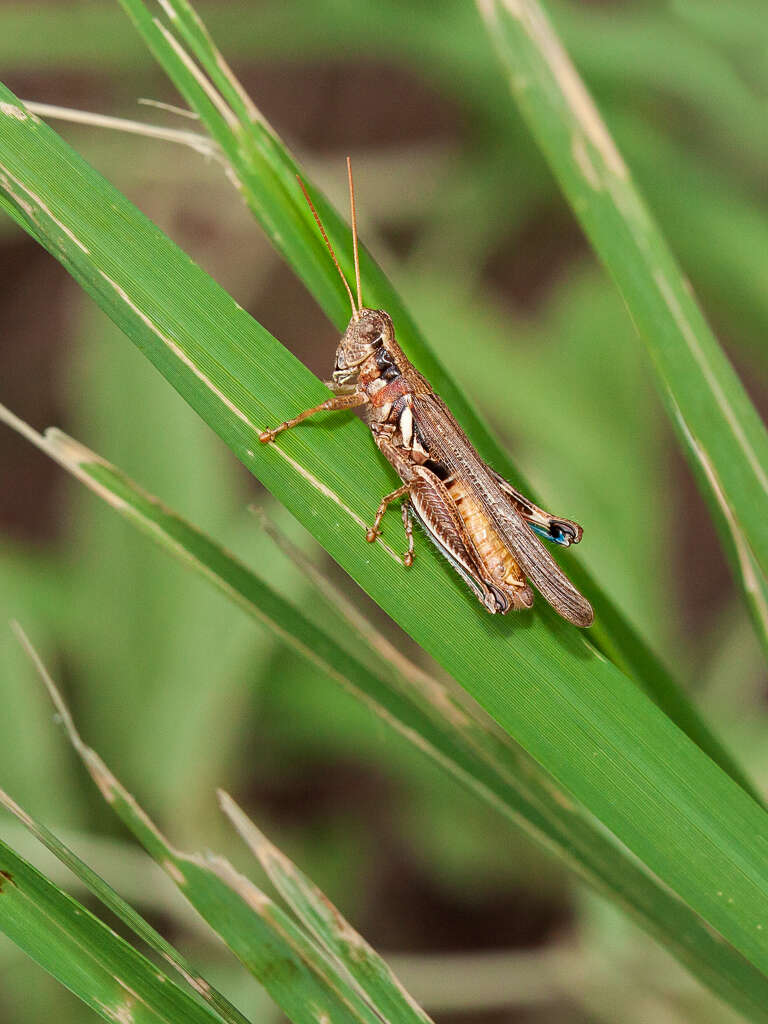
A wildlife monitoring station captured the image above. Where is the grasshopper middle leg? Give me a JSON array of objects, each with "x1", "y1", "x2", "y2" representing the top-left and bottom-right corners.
[
  {"x1": 366, "y1": 484, "x2": 410, "y2": 543},
  {"x1": 401, "y1": 501, "x2": 414, "y2": 567},
  {"x1": 365, "y1": 485, "x2": 415, "y2": 567}
]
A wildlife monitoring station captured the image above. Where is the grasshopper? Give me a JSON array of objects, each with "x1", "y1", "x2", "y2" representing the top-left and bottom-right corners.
[{"x1": 260, "y1": 161, "x2": 594, "y2": 627}]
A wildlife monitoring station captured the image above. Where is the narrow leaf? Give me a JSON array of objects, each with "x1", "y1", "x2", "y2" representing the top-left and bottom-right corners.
[
  {"x1": 2, "y1": 86, "x2": 768, "y2": 1014},
  {"x1": 477, "y1": 0, "x2": 768, "y2": 645},
  {"x1": 0, "y1": 840, "x2": 225, "y2": 1024},
  {"x1": 2, "y1": 407, "x2": 767, "y2": 1021},
  {"x1": 109, "y1": 0, "x2": 748, "y2": 783},
  {"x1": 14, "y1": 631, "x2": 397, "y2": 1024},
  {"x1": 0, "y1": 741, "x2": 251, "y2": 1024},
  {"x1": 220, "y1": 791, "x2": 435, "y2": 1024}
]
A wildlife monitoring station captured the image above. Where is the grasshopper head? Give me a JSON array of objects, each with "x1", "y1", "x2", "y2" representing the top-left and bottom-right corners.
[{"x1": 332, "y1": 309, "x2": 394, "y2": 386}]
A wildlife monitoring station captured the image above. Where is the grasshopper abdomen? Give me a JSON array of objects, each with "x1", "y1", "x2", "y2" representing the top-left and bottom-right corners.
[{"x1": 443, "y1": 478, "x2": 534, "y2": 612}]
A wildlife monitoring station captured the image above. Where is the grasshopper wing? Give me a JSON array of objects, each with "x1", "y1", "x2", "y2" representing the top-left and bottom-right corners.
[
  {"x1": 410, "y1": 394, "x2": 594, "y2": 627},
  {"x1": 488, "y1": 499, "x2": 594, "y2": 627}
]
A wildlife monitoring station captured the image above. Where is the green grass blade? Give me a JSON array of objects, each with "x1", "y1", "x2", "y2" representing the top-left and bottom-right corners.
[
  {"x1": 107, "y1": 0, "x2": 748, "y2": 784},
  {"x1": 2, "y1": 408, "x2": 768, "y2": 1021},
  {"x1": 220, "y1": 793, "x2": 434, "y2": 1024},
  {"x1": 477, "y1": 0, "x2": 768, "y2": 634},
  {"x1": 0, "y1": 759, "x2": 251, "y2": 1024},
  {"x1": 0, "y1": 840, "x2": 227, "y2": 1024},
  {"x1": 3, "y1": 87, "x2": 768, "y2": 1009},
  {"x1": 15, "y1": 648, "x2": 404, "y2": 1024}
]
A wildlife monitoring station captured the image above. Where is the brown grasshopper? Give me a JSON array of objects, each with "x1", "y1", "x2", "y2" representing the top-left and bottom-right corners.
[{"x1": 260, "y1": 161, "x2": 594, "y2": 627}]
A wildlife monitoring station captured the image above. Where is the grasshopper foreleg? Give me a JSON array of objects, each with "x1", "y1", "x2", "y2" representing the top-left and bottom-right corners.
[{"x1": 259, "y1": 392, "x2": 368, "y2": 443}]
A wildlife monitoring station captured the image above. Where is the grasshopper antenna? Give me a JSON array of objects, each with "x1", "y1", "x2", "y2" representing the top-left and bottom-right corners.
[
  {"x1": 346, "y1": 156, "x2": 363, "y2": 312},
  {"x1": 296, "y1": 174, "x2": 358, "y2": 321}
]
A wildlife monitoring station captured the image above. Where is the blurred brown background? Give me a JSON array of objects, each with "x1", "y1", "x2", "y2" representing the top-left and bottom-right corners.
[{"x1": 1, "y1": 1, "x2": 767, "y2": 1022}]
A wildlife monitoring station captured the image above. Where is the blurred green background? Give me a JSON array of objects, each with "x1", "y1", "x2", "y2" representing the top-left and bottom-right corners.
[{"x1": 1, "y1": 0, "x2": 767, "y2": 1021}]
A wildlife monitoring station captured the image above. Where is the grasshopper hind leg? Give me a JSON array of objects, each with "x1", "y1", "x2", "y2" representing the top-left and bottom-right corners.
[{"x1": 489, "y1": 468, "x2": 583, "y2": 546}]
